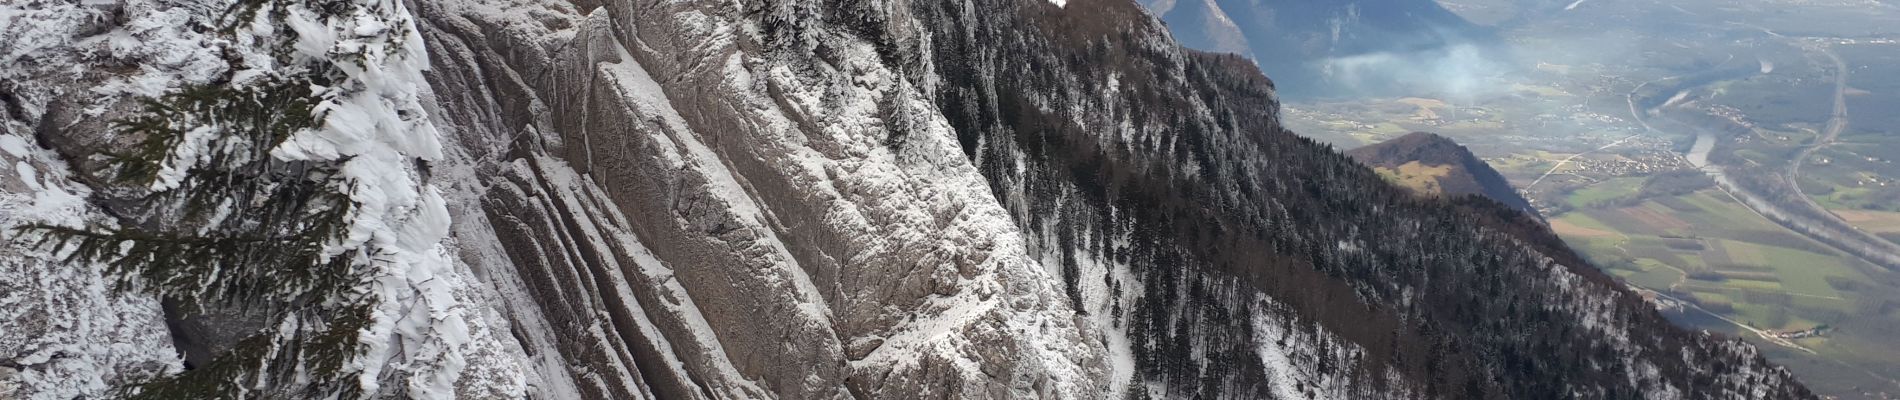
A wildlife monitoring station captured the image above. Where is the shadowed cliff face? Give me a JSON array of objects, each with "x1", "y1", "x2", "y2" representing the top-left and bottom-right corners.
[
  {"x1": 1348, "y1": 132, "x2": 1538, "y2": 216},
  {"x1": 4, "y1": 0, "x2": 1814, "y2": 397}
]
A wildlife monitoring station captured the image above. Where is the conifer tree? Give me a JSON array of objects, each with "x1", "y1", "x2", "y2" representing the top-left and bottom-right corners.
[{"x1": 20, "y1": 0, "x2": 411, "y2": 397}]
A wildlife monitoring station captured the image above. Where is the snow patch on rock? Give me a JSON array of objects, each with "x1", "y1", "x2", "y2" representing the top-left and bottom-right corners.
[{"x1": 0, "y1": 125, "x2": 178, "y2": 400}]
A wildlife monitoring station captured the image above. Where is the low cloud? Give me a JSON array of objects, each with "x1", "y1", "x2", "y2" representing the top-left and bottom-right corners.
[{"x1": 1318, "y1": 42, "x2": 1514, "y2": 101}]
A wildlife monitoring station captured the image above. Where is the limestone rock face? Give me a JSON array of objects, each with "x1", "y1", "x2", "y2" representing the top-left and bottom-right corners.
[{"x1": 415, "y1": 0, "x2": 1104, "y2": 396}]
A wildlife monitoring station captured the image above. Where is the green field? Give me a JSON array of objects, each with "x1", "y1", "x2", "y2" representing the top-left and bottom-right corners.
[
  {"x1": 1564, "y1": 177, "x2": 1645, "y2": 208},
  {"x1": 1757, "y1": 244, "x2": 1858, "y2": 299},
  {"x1": 1550, "y1": 189, "x2": 1875, "y2": 330},
  {"x1": 1541, "y1": 171, "x2": 1900, "y2": 397},
  {"x1": 1796, "y1": 145, "x2": 1900, "y2": 213}
]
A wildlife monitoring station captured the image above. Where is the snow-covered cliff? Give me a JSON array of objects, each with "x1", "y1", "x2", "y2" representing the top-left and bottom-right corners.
[{"x1": 1, "y1": 0, "x2": 1813, "y2": 398}]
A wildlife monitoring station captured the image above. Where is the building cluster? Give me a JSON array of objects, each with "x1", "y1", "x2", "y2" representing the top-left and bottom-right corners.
[
  {"x1": 1569, "y1": 111, "x2": 1625, "y2": 125},
  {"x1": 1763, "y1": 325, "x2": 1829, "y2": 340},
  {"x1": 1566, "y1": 146, "x2": 1691, "y2": 178},
  {"x1": 1703, "y1": 104, "x2": 1758, "y2": 130}
]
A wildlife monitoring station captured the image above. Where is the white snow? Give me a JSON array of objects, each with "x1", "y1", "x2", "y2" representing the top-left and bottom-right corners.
[
  {"x1": 1250, "y1": 295, "x2": 1337, "y2": 400},
  {"x1": 0, "y1": 2, "x2": 202, "y2": 397},
  {"x1": 0, "y1": 125, "x2": 179, "y2": 400},
  {"x1": 598, "y1": 38, "x2": 834, "y2": 324},
  {"x1": 148, "y1": 126, "x2": 218, "y2": 191},
  {"x1": 1, "y1": 0, "x2": 528, "y2": 396},
  {"x1": 0, "y1": 136, "x2": 29, "y2": 158},
  {"x1": 237, "y1": 0, "x2": 503, "y2": 397},
  {"x1": 537, "y1": 154, "x2": 771, "y2": 398}
]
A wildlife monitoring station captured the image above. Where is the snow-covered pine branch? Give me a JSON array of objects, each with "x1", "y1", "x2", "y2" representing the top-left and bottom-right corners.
[{"x1": 17, "y1": 0, "x2": 472, "y2": 396}]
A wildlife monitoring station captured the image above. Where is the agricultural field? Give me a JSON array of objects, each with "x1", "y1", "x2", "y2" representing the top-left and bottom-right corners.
[
  {"x1": 1793, "y1": 146, "x2": 1900, "y2": 212},
  {"x1": 1553, "y1": 188, "x2": 1872, "y2": 326},
  {"x1": 1836, "y1": 210, "x2": 1900, "y2": 234},
  {"x1": 1544, "y1": 184, "x2": 1900, "y2": 395},
  {"x1": 1563, "y1": 177, "x2": 1644, "y2": 208}
]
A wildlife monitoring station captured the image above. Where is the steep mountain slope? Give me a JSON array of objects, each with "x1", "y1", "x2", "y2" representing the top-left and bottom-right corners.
[
  {"x1": 1, "y1": 0, "x2": 1810, "y2": 398},
  {"x1": 1348, "y1": 132, "x2": 1537, "y2": 216},
  {"x1": 1141, "y1": 0, "x2": 1499, "y2": 98},
  {"x1": 918, "y1": 1, "x2": 1805, "y2": 398}
]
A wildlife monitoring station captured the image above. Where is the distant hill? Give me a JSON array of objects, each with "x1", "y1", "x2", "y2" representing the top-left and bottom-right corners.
[{"x1": 1349, "y1": 132, "x2": 1537, "y2": 216}]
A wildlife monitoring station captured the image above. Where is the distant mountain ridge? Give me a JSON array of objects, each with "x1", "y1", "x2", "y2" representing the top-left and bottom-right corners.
[
  {"x1": 1349, "y1": 132, "x2": 1537, "y2": 216},
  {"x1": 1141, "y1": 0, "x2": 1499, "y2": 98}
]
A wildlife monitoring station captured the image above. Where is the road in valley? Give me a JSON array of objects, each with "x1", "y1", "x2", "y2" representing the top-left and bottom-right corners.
[
  {"x1": 1654, "y1": 42, "x2": 1900, "y2": 271},
  {"x1": 1633, "y1": 287, "x2": 1813, "y2": 352},
  {"x1": 1779, "y1": 43, "x2": 1900, "y2": 269},
  {"x1": 1782, "y1": 45, "x2": 1900, "y2": 255}
]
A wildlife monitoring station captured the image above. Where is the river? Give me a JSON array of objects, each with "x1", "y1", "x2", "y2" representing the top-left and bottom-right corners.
[{"x1": 1653, "y1": 44, "x2": 1900, "y2": 271}]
